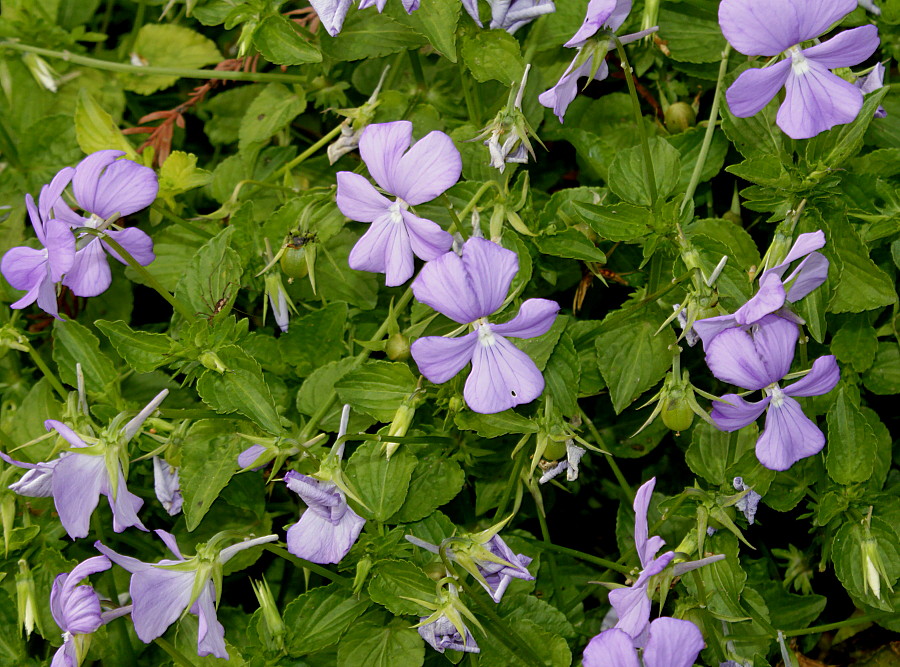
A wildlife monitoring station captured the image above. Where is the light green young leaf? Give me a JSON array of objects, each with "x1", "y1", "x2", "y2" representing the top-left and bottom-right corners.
[
  {"x1": 74, "y1": 89, "x2": 137, "y2": 159},
  {"x1": 253, "y1": 15, "x2": 322, "y2": 65},
  {"x1": 122, "y1": 24, "x2": 222, "y2": 95},
  {"x1": 283, "y1": 583, "x2": 371, "y2": 656},
  {"x1": 460, "y1": 29, "x2": 525, "y2": 84},
  {"x1": 238, "y1": 83, "x2": 307, "y2": 151},
  {"x1": 335, "y1": 360, "x2": 418, "y2": 422},
  {"x1": 367, "y1": 560, "x2": 436, "y2": 616},
  {"x1": 180, "y1": 419, "x2": 244, "y2": 531},
  {"x1": 52, "y1": 319, "x2": 118, "y2": 395}
]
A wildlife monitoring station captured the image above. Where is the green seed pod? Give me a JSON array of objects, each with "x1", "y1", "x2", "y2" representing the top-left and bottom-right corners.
[
  {"x1": 543, "y1": 439, "x2": 568, "y2": 461},
  {"x1": 280, "y1": 246, "x2": 309, "y2": 279},
  {"x1": 661, "y1": 394, "x2": 694, "y2": 432},
  {"x1": 385, "y1": 333, "x2": 411, "y2": 361},
  {"x1": 665, "y1": 102, "x2": 696, "y2": 133}
]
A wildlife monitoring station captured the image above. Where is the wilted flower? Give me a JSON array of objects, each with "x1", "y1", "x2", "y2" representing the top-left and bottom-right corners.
[
  {"x1": 476, "y1": 65, "x2": 540, "y2": 173},
  {"x1": 462, "y1": 0, "x2": 556, "y2": 34},
  {"x1": 263, "y1": 272, "x2": 295, "y2": 333},
  {"x1": 539, "y1": 439, "x2": 586, "y2": 484},
  {"x1": 583, "y1": 617, "x2": 705, "y2": 667},
  {"x1": 152, "y1": 456, "x2": 182, "y2": 516},
  {"x1": 96, "y1": 530, "x2": 277, "y2": 659},
  {"x1": 419, "y1": 613, "x2": 480, "y2": 654},
  {"x1": 719, "y1": 0, "x2": 880, "y2": 139},
  {"x1": 706, "y1": 315, "x2": 840, "y2": 471},
  {"x1": 336, "y1": 121, "x2": 459, "y2": 286},
  {"x1": 732, "y1": 477, "x2": 761, "y2": 525},
  {"x1": 410, "y1": 237, "x2": 559, "y2": 414},
  {"x1": 310, "y1": 0, "x2": 418, "y2": 36}
]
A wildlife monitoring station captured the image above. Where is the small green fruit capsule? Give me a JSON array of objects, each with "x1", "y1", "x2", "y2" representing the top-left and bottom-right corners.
[
  {"x1": 543, "y1": 440, "x2": 568, "y2": 461},
  {"x1": 385, "y1": 333, "x2": 411, "y2": 361},
  {"x1": 664, "y1": 102, "x2": 696, "y2": 133},
  {"x1": 280, "y1": 246, "x2": 309, "y2": 279},
  {"x1": 661, "y1": 397, "x2": 694, "y2": 432},
  {"x1": 424, "y1": 561, "x2": 447, "y2": 581}
]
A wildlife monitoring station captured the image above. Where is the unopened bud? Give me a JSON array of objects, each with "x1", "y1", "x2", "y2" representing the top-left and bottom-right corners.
[
  {"x1": 385, "y1": 403, "x2": 415, "y2": 459},
  {"x1": 199, "y1": 351, "x2": 227, "y2": 374},
  {"x1": 386, "y1": 333, "x2": 411, "y2": 361},
  {"x1": 251, "y1": 577, "x2": 284, "y2": 649},
  {"x1": 16, "y1": 559, "x2": 40, "y2": 637},
  {"x1": 352, "y1": 557, "x2": 374, "y2": 596}
]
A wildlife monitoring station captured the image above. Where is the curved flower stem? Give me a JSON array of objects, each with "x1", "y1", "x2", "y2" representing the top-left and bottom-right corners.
[
  {"x1": 19, "y1": 336, "x2": 67, "y2": 399},
  {"x1": 576, "y1": 404, "x2": 633, "y2": 502},
  {"x1": 151, "y1": 204, "x2": 215, "y2": 240},
  {"x1": 274, "y1": 124, "x2": 345, "y2": 179},
  {"x1": 80, "y1": 229, "x2": 195, "y2": 321},
  {"x1": 264, "y1": 545, "x2": 350, "y2": 584},
  {"x1": 680, "y1": 44, "x2": 732, "y2": 216},
  {"x1": 154, "y1": 638, "x2": 196, "y2": 667},
  {"x1": 0, "y1": 41, "x2": 307, "y2": 83},
  {"x1": 613, "y1": 36, "x2": 657, "y2": 207},
  {"x1": 780, "y1": 612, "x2": 888, "y2": 638},
  {"x1": 457, "y1": 48, "x2": 482, "y2": 125},
  {"x1": 441, "y1": 194, "x2": 467, "y2": 241},
  {"x1": 408, "y1": 50, "x2": 427, "y2": 90},
  {"x1": 492, "y1": 435, "x2": 530, "y2": 522},
  {"x1": 527, "y1": 479, "x2": 562, "y2": 598},
  {"x1": 518, "y1": 536, "x2": 632, "y2": 575},
  {"x1": 458, "y1": 181, "x2": 501, "y2": 222}
]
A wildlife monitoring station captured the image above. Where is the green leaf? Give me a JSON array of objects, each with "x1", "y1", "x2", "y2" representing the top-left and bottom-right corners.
[
  {"x1": 721, "y1": 101, "x2": 783, "y2": 160},
  {"x1": 239, "y1": 83, "x2": 306, "y2": 151},
  {"x1": 543, "y1": 331, "x2": 580, "y2": 416},
  {"x1": 283, "y1": 583, "x2": 371, "y2": 656},
  {"x1": 608, "y1": 138, "x2": 681, "y2": 205},
  {"x1": 336, "y1": 612, "x2": 425, "y2": 667},
  {"x1": 687, "y1": 421, "x2": 773, "y2": 494},
  {"x1": 367, "y1": 560, "x2": 436, "y2": 616},
  {"x1": 157, "y1": 151, "x2": 213, "y2": 205},
  {"x1": 175, "y1": 226, "x2": 243, "y2": 322},
  {"x1": 253, "y1": 15, "x2": 322, "y2": 65},
  {"x1": 196, "y1": 345, "x2": 283, "y2": 433},
  {"x1": 805, "y1": 88, "x2": 890, "y2": 170},
  {"x1": 279, "y1": 303, "x2": 349, "y2": 376},
  {"x1": 725, "y1": 155, "x2": 793, "y2": 189},
  {"x1": 390, "y1": 445, "x2": 465, "y2": 523},
  {"x1": 320, "y1": 11, "x2": 426, "y2": 61},
  {"x1": 296, "y1": 357, "x2": 374, "y2": 432},
  {"x1": 576, "y1": 200, "x2": 652, "y2": 242},
  {"x1": 180, "y1": 419, "x2": 243, "y2": 531},
  {"x1": 862, "y1": 343, "x2": 900, "y2": 395},
  {"x1": 460, "y1": 29, "x2": 525, "y2": 84},
  {"x1": 335, "y1": 360, "x2": 418, "y2": 422},
  {"x1": 175, "y1": 614, "x2": 244, "y2": 665},
  {"x1": 532, "y1": 228, "x2": 606, "y2": 263},
  {"x1": 122, "y1": 24, "x2": 222, "y2": 95},
  {"x1": 52, "y1": 319, "x2": 118, "y2": 395},
  {"x1": 595, "y1": 306, "x2": 676, "y2": 413},
  {"x1": 74, "y1": 89, "x2": 137, "y2": 159},
  {"x1": 475, "y1": 619, "x2": 571, "y2": 667},
  {"x1": 682, "y1": 532, "x2": 747, "y2": 619},
  {"x1": 204, "y1": 85, "x2": 262, "y2": 146},
  {"x1": 657, "y1": 5, "x2": 726, "y2": 63},
  {"x1": 454, "y1": 410, "x2": 539, "y2": 438},
  {"x1": 832, "y1": 518, "x2": 900, "y2": 612},
  {"x1": 95, "y1": 320, "x2": 173, "y2": 373},
  {"x1": 129, "y1": 225, "x2": 207, "y2": 293},
  {"x1": 826, "y1": 386, "x2": 876, "y2": 485},
  {"x1": 346, "y1": 440, "x2": 417, "y2": 521},
  {"x1": 397, "y1": 0, "x2": 460, "y2": 61},
  {"x1": 667, "y1": 126, "x2": 729, "y2": 190},
  {"x1": 830, "y1": 314, "x2": 878, "y2": 373}
]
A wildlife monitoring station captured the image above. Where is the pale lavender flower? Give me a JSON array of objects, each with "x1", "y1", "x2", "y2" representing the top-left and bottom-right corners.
[
  {"x1": 1, "y1": 454, "x2": 60, "y2": 497},
  {"x1": 95, "y1": 530, "x2": 277, "y2": 659},
  {"x1": 418, "y1": 614, "x2": 480, "y2": 654},
  {"x1": 309, "y1": 0, "x2": 353, "y2": 35},
  {"x1": 694, "y1": 231, "x2": 829, "y2": 347},
  {"x1": 337, "y1": 121, "x2": 459, "y2": 286},
  {"x1": 858, "y1": 0, "x2": 880, "y2": 15},
  {"x1": 1, "y1": 168, "x2": 76, "y2": 319},
  {"x1": 284, "y1": 470, "x2": 365, "y2": 564},
  {"x1": 52, "y1": 150, "x2": 158, "y2": 297},
  {"x1": 462, "y1": 0, "x2": 556, "y2": 34},
  {"x1": 410, "y1": 238, "x2": 559, "y2": 414},
  {"x1": 238, "y1": 444, "x2": 269, "y2": 470},
  {"x1": 720, "y1": 0, "x2": 880, "y2": 139},
  {"x1": 583, "y1": 617, "x2": 704, "y2": 667},
  {"x1": 539, "y1": 0, "x2": 657, "y2": 122},
  {"x1": 358, "y1": 0, "x2": 419, "y2": 13},
  {"x1": 50, "y1": 556, "x2": 112, "y2": 667},
  {"x1": 706, "y1": 315, "x2": 840, "y2": 471},
  {"x1": 855, "y1": 62, "x2": 887, "y2": 118},
  {"x1": 152, "y1": 457, "x2": 182, "y2": 516},
  {"x1": 732, "y1": 477, "x2": 761, "y2": 525}
]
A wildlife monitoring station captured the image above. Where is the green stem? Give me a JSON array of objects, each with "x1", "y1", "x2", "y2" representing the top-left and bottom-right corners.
[
  {"x1": 576, "y1": 405, "x2": 633, "y2": 502},
  {"x1": 458, "y1": 181, "x2": 499, "y2": 222},
  {"x1": 518, "y1": 536, "x2": 632, "y2": 575},
  {"x1": 0, "y1": 41, "x2": 308, "y2": 83},
  {"x1": 82, "y1": 229, "x2": 195, "y2": 320},
  {"x1": 441, "y1": 194, "x2": 467, "y2": 241},
  {"x1": 274, "y1": 124, "x2": 345, "y2": 179},
  {"x1": 151, "y1": 204, "x2": 215, "y2": 240},
  {"x1": 265, "y1": 545, "x2": 350, "y2": 584},
  {"x1": 613, "y1": 36, "x2": 657, "y2": 206},
  {"x1": 408, "y1": 49, "x2": 426, "y2": 90},
  {"x1": 780, "y1": 612, "x2": 887, "y2": 638},
  {"x1": 458, "y1": 51, "x2": 482, "y2": 125},
  {"x1": 529, "y1": 482, "x2": 562, "y2": 599},
  {"x1": 680, "y1": 44, "x2": 731, "y2": 216},
  {"x1": 493, "y1": 436, "x2": 530, "y2": 521},
  {"x1": 155, "y1": 638, "x2": 197, "y2": 667},
  {"x1": 21, "y1": 339, "x2": 67, "y2": 399}
]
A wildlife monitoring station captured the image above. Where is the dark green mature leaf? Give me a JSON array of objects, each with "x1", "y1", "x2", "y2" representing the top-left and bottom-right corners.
[
  {"x1": 460, "y1": 29, "x2": 525, "y2": 84},
  {"x1": 683, "y1": 532, "x2": 747, "y2": 619},
  {"x1": 533, "y1": 228, "x2": 606, "y2": 263},
  {"x1": 862, "y1": 343, "x2": 900, "y2": 394},
  {"x1": 657, "y1": 5, "x2": 726, "y2": 63},
  {"x1": 53, "y1": 319, "x2": 118, "y2": 395},
  {"x1": 476, "y1": 619, "x2": 571, "y2": 667},
  {"x1": 454, "y1": 409, "x2": 539, "y2": 437},
  {"x1": 608, "y1": 138, "x2": 681, "y2": 205},
  {"x1": 391, "y1": 445, "x2": 465, "y2": 523},
  {"x1": 180, "y1": 419, "x2": 243, "y2": 531},
  {"x1": 175, "y1": 226, "x2": 243, "y2": 322},
  {"x1": 397, "y1": 0, "x2": 460, "y2": 61},
  {"x1": 543, "y1": 331, "x2": 580, "y2": 415},
  {"x1": 667, "y1": 126, "x2": 729, "y2": 190},
  {"x1": 367, "y1": 560, "x2": 435, "y2": 616},
  {"x1": 687, "y1": 421, "x2": 773, "y2": 494},
  {"x1": 96, "y1": 320, "x2": 173, "y2": 373},
  {"x1": 279, "y1": 303, "x2": 348, "y2": 375},
  {"x1": 830, "y1": 315, "x2": 878, "y2": 373},
  {"x1": 595, "y1": 306, "x2": 676, "y2": 413},
  {"x1": 721, "y1": 101, "x2": 783, "y2": 160},
  {"x1": 335, "y1": 360, "x2": 418, "y2": 422},
  {"x1": 805, "y1": 88, "x2": 889, "y2": 170},
  {"x1": 254, "y1": 15, "x2": 322, "y2": 65},
  {"x1": 238, "y1": 83, "x2": 306, "y2": 151},
  {"x1": 346, "y1": 440, "x2": 417, "y2": 521},
  {"x1": 832, "y1": 517, "x2": 900, "y2": 612},
  {"x1": 336, "y1": 612, "x2": 425, "y2": 667},
  {"x1": 320, "y1": 11, "x2": 426, "y2": 61},
  {"x1": 826, "y1": 386, "x2": 876, "y2": 485},
  {"x1": 576, "y1": 200, "x2": 652, "y2": 242},
  {"x1": 283, "y1": 583, "x2": 371, "y2": 656},
  {"x1": 196, "y1": 345, "x2": 283, "y2": 433}
]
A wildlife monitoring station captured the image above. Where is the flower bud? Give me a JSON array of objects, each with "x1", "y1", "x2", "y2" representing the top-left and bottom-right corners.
[
  {"x1": 16, "y1": 559, "x2": 40, "y2": 637},
  {"x1": 1, "y1": 492, "x2": 14, "y2": 556},
  {"x1": 385, "y1": 403, "x2": 416, "y2": 459},
  {"x1": 251, "y1": 577, "x2": 285, "y2": 650},
  {"x1": 664, "y1": 102, "x2": 696, "y2": 133},
  {"x1": 352, "y1": 557, "x2": 374, "y2": 596},
  {"x1": 199, "y1": 351, "x2": 227, "y2": 374},
  {"x1": 660, "y1": 389, "x2": 694, "y2": 432},
  {"x1": 385, "y1": 333, "x2": 411, "y2": 361}
]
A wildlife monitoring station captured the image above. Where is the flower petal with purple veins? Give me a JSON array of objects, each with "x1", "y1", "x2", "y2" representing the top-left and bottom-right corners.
[
  {"x1": 783, "y1": 252, "x2": 829, "y2": 302},
  {"x1": 103, "y1": 466, "x2": 147, "y2": 533},
  {"x1": 750, "y1": 315, "x2": 798, "y2": 385},
  {"x1": 347, "y1": 214, "x2": 415, "y2": 287},
  {"x1": 465, "y1": 331, "x2": 545, "y2": 414},
  {"x1": 705, "y1": 328, "x2": 773, "y2": 390},
  {"x1": 103, "y1": 227, "x2": 155, "y2": 267},
  {"x1": 725, "y1": 60, "x2": 792, "y2": 118},
  {"x1": 461, "y1": 238, "x2": 519, "y2": 319},
  {"x1": 642, "y1": 617, "x2": 705, "y2": 667},
  {"x1": 391, "y1": 131, "x2": 462, "y2": 205},
  {"x1": 411, "y1": 250, "x2": 485, "y2": 324},
  {"x1": 1, "y1": 246, "x2": 48, "y2": 291},
  {"x1": 401, "y1": 209, "x2": 453, "y2": 261},
  {"x1": 564, "y1": 0, "x2": 623, "y2": 46},
  {"x1": 195, "y1": 581, "x2": 228, "y2": 659},
  {"x1": 64, "y1": 239, "x2": 112, "y2": 297},
  {"x1": 52, "y1": 454, "x2": 107, "y2": 539},
  {"x1": 129, "y1": 567, "x2": 196, "y2": 643},
  {"x1": 539, "y1": 56, "x2": 608, "y2": 123},
  {"x1": 491, "y1": 298, "x2": 560, "y2": 339},
  {"x1": 286, "y1": 502, "x2": 366, "y2": 564},
  {"x1": 693, "y1": 314, "x2": 738, "y2": 348},
  {"x1": 80, "y1": 157, "x2": 159, "y2": 219},
  {"x1": 309, "y1": 0, "x2": 354, "y2": 35},
  {"x1": 582, "y1": 627, "x2": 640, "y2": 667},
  {"x1": 803, "y1": 24, "x2": 880, "y2": 68},
  {"x1": 756, "y1": 395, "x2": 825, "y2": 471},
  {"x1": 359, "y1": 121, "x2": 413, "y2": 192},
  {"x1": 632, "y1": 479, "x2": 665, "y2": 569},
  {"x1": 336, "y1": 171, "x2": 392, "y2": 222},
  {"x1": 778, "y1": 60, "x2": 864, "y2": 140},
  {"x1": 711, "y1": 393, "x2": 772, "y2": 431},
  {"x1": 784, "y1": 355, "x2": 840, "y2": 397},
  {"x1": 734, "y1": 272, "x2": 786, "y2": 326},
  {"x1": 411, "y1": 331, "x2": 478, "y2": 384}
]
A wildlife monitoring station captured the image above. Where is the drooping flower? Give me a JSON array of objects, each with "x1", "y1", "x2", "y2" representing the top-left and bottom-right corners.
[
  {"x1": 309, "y1": 0, "x2": 353, "y2": 36},
  {"x1": 1, "y1": 168, "x2": 76, "y2": 319},
  {"x1": 152, "y1": 457, "x2": 182, "y2": 516},
  {"x1": 855, "y1": 62, "x2": 887, "y2": 118},
  {"x1": 706, "y1": 315, "x2": 840, "y2": 471},
  {"x1": 264, "y1": 272, "x2": 295, "y2": 333},
  {"x1": 582, "y1": 617, "x2": 705, "y2": 667},
  {"x1": 477, "y1": 65, "x2": 540, "y2": 173},
  {"x1": 720, "y1": 0, "x2": 880, "y2": 139},
  {"x1": 50, "y1": 556, "x2": 123, "y2": 667},
  {"x1": 732, "y1": 477, "x2": 761, "y2": 525},
  {"x1": 336, "y1": 121, "x2": 459, "y2": 286},
  {"x1": 539, "y1": 439, "x2": 587, "y2": 484},
  {"x1": 358, "y1": 0, "x2": 419, "y2": 14},
  {"x1": 95, "y1": 530, "x2": 277, "y2": 659},
  {"x1": 539, "y1": 0, "x2": 657, "y2": 122},
  {"x1": 418, "y1": 613, "x2": 481, "y2": 654},
  {"x1": 410, "y1": 237, "x2": 559, "y2": 414},
  {"x1": 694, "y1": 231, "x2": 829, "y2": 347},
  {"x1": 462, "y1": 0, "x2": 556, "y2": 34},
  {"x1": 52, "y1": 150, "x2": 158, "y2": 297}
]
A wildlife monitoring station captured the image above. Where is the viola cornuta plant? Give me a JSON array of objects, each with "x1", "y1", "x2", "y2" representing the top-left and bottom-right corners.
[{"x1": 0, "y1": 0, "x2": 897, "y2": 665}]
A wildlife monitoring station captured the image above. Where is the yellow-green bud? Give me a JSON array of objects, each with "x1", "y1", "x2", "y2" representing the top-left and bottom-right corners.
[
  {"x1": 199, "y1": 351, "x2": 227, "y2": 374},
  {"x1": 385, "y1": 333, "x2": 411, "y2": 361},
  {"x1": 16, "y1": 559, "x2": 39, "y2": 637}
]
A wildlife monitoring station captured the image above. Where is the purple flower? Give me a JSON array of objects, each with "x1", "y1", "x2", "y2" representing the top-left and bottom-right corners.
[
  {"x1": 238, "y1": 444, "x2": 270, "y2": 470},
  {"x1": 50, "y1": 556, "x2": 116, "y2": 667},
  {"x1": 410, "y1": 237, "x2": 559, "y2": 414},
  {"x1": 152, "y1": 457, "x2": 182, "y2": 516},
  {"x1": 720, "y1": 0, "x2": 880, "y2": 139},
  {"x1": 538, "y1": 0, "x2": 657, "y2": 122},
  {"x1": 52, "y1": 150, "x2": 157, "y2": 297},
  {"x1": 309, "y1": 0, "x2": 353, "y2": 36},
  {"x1": 855, "y1": 62, "x2": 887, "y2": 118},
  {"x1": 732, "y1": 477, "x2": 761, "y2": 525},
  {"x1": 358, "y1": 0, "x2": 419, "y2": 13},
  {"x1": 418, "y1": 614, "x2": 480, "y2": 654},
  {"x1": 336, "y1": 121, "x2": 459, "y2": 286},
  {"x1": 694, "y1": 231, "x2": 829, "y2": 347},
  {"x1": 583, "y1": 617, "x2": 705, "y2": 667},
  {"x1": 96, "y1": 530, "x2": 277, "y2": 659},
  {"x1": 706, "y1": 315, "x2": 840, "y2": 471},
  {"x1": 284, "y1": 470, "x2": 365, "y2": 564},
  {"x1": 1, "y1": 168, "x2": 76, "y2": 319},
  {"x1": 462, "y1": 0, "x2": 556, "y2": 34}
]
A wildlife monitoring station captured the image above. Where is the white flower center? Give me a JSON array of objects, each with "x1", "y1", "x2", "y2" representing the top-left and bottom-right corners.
[
  {"x1": 87, "y1": 213, "x2": 105, "y2": 229},
  {"x1": 764, "y1": 383, "x2": 785, "y2": 408},
  {"x1": 788, "y1": 46, "x2": 810, "y2": 76},
  {"x1": 476, "y1": 320, "x2": 496, "y2": 346},
  {"x1": 388, "y1": 198, "x2": 409, "y2": 225}
]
